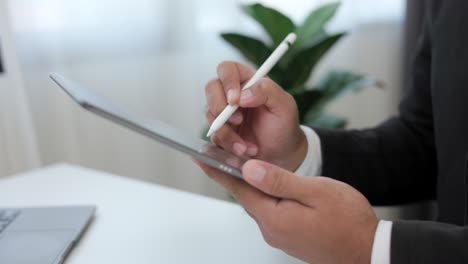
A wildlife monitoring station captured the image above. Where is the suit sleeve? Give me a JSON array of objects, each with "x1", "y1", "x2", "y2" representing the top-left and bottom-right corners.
[
  {"x1": 391, "y1": 220, "x2": 468, "y2": 263},
  {"x1": 311, "y1": 17, "x2": 437, "y2": 205}
]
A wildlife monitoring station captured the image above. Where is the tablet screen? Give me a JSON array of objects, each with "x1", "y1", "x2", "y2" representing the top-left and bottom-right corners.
[{"x1": 50, "y1": 73, "x2": 247, "y2": 178}]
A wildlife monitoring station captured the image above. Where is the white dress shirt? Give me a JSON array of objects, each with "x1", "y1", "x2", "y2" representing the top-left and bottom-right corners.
[{"x1": 295, "y1": 125, "x2": 393, "y2": 264}]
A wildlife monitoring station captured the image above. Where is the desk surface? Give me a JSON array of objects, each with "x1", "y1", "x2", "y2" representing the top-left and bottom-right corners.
[{"x1": 0, "y1": 164, "x2": 303, "y2": 263}]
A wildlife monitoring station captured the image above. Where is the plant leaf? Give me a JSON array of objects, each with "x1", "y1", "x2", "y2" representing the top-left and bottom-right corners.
[
  {"x1": 305, "y1": 112, "x2": 347, "y2": 129},
  {"x1": 221, "y1": 33, "x2": 273, "y2": 67},
  {"x1": 241, "y1": 3, "x2": 296, "y2": 46},
  {"x1": 290, "y1": 89, "x2": 323, "y2": 122},
  {"x1": 283, "y1": 33, "x2": 345, "y2": 89},
  {"x1": 307, "y1": 70, "x2": 383, "y2": 114},
  {"x1": 295, "y1": 2, "x2": 341, "y2": 49},
  {"x1": 268, "y1": 67, "x2": 287, "y2": 85}
]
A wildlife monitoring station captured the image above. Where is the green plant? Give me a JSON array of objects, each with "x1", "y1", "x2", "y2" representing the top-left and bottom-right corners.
[{"x1": 220, "y1": 2, "x2": 382, "y2": 129}]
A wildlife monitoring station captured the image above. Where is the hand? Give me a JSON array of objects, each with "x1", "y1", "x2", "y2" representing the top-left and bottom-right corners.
[
  {"x1": 195, "y1": 160, "x2": 378, "y2": 264},
  {"x1": 205, "y1": 61, "x2": 307, "y2": 171}
]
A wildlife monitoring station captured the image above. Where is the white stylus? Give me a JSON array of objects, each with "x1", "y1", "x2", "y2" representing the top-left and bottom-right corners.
[{"x1": 206, "y1": 32, "x2": 297, "y2": 137}]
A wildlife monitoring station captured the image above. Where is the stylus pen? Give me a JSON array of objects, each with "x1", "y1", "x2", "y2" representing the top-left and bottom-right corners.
[{"x1": 206, "y1": 33, "x2": 297, "y2": 137}]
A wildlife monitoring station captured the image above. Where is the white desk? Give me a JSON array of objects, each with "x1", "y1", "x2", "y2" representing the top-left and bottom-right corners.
[{"x1": 0, "y1": 164, "x2": 303, "y2": 263}]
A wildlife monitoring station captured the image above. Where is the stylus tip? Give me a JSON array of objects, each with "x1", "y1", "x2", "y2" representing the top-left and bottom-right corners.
[{"x1": 206, "y1": 128, "x2": 215, "y2": 138}]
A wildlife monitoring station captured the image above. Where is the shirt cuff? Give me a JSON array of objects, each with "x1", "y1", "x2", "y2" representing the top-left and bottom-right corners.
[
  {"x1": 371, "y1": 220, "x2": 393, "y2": 264},
  {"x1": 294, "y1": 125, "x2": 322, "y2": 176}
]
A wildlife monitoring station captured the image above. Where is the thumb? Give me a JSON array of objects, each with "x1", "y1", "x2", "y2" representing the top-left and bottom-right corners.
[
  {"x1": 242, "y1": 160, "x2": 318, "y2": 201},
  {"x1": 238, "y1": 78, "x2": 292, "y2": 114}
]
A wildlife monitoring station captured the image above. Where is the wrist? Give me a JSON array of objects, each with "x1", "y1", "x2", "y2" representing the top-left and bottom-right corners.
[
  {"x1": 285, "y1": 127, "x2": 308, "y2": 172},
  {"x1": 353, "y1": 218, "x2": 379, "y2": 264}
]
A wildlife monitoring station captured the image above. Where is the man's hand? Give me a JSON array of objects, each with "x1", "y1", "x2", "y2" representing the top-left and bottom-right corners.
[
  {"x1": 195, "y1": 160, "x2": 378, "y2": 264},
  {"x1": 205, "y1": 61, "x2": 307, "y2": 171}
]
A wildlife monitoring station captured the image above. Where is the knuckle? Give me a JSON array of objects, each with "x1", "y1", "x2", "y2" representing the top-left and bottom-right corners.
[
  {"x1": 284, "y1": 90, "x2": 294, "y2": 102},
  {"x1": 258, "y1": 78, "x2": 275, "y2": 92},
  {"x1": 210, "y1": 134, "x2": 220, "y2": 145},
  {"x1": 215, "y1": 128, "x2": 234, "y2": 144},
  {"x1": 217, "y1": 61, "x2": 229, "y2": 70},
  {"x1": 266, "y1": 215, "x2": 287, "y2": 236},
  {"x1": 284, "y1": 92, "x2": 298, "y2": 111},
  {"x1": 254, "y1": 79, "x2": 280, "y2": 102},
  {"x1": 226, "y1": 179, "x2": 240, "y2": 197},
  {"x1": 263, "y1": 234, "x2": 278, "y2": 248},
  {"x1": 255, "y1": 78, "x2": 268, "y2": 92},
  {"x1": 243, "y1": 208, "x2": 255, "y2": 219},
  {"x1": 246, "y1": 79, "x2": 265, "y2": 99},
  {"x1": 261, "y1": 226, "x2": 282, "y2": 249},
  {"x1": 217, "y1": 61, "x2": 233, "y2": 74},
  {"x1": 270, "y1": 171, "x2": 287, "y2": 196},
  {"x1": 204, "y1": 79, "x2": 220, "y2": 94},
  {"x1": 211, "y1": 104, "x2": 225, "y2": 116},
  {"x1": 205, "y1": 111, "x2": 214, "y2": 123}
]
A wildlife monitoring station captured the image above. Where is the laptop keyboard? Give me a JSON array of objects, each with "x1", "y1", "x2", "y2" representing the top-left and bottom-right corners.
[{"x1": 0, "y1": 209, "x2": 20, "y2": 234}]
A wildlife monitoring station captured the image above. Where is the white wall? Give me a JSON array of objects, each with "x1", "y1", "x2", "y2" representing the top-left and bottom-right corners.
[
  {"x1": 0, "y1": 0, "x2": 40, "y2": 177},
  {"x1": 316, "y1": 21, "x2": 403, "y2": 128},
  {"x1": 7, "y1": 0, "x2": 404, "y2": 199}
]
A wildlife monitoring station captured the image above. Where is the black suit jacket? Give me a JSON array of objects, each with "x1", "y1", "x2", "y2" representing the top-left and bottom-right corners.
[{"x1": 312, "y1": 1, "x2": 468, "y2": 263}]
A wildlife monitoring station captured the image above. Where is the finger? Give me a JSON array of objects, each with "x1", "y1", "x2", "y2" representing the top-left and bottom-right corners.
[
  {"x1": 205, "y1": 110, "x2": 215, "y2": 123},
  {"x1": 205, "y1": 79, "x2": 228, "y2": 117},
  {"x1": 245, "y1": 141, "x2": 258, "y2": 157},
  {"x1": 228, "y1": 110, "x2": 244, "y2": 126},
  {"x1": 205, "y1": 79, "x2": 243, "y2": 126},
  {"x1": 195, "y1": 161, "x2": 277, "y2": 217},
  {"x1": 238, "y1": 78, "x2": 293, "y2": 115},
  {"x1": 242, "y1": 160, "x2": 322, "y2": 203},
  {"x1": 217, "y1": 61, "x2": 255, "y2": 105},
  {"x1": 211, "y1": 125, "x2": 248, "y2": 156}
]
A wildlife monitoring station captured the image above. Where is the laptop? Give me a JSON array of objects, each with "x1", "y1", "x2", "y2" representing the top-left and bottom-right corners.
[{"x1": 0, "y1": 206, "x2": 95, "y2": 264}]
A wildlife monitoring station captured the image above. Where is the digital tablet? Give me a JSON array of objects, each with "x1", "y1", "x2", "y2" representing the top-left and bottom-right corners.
[{"x1": 49, "y1": 73, "x2": 246, "y2": 178}]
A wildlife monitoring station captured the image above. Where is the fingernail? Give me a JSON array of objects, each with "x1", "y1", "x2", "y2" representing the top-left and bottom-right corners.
[
  {"x1": 240, "y1": 89, "x2": 253, "y2": 102},
  {"x1": 229, "y1": 113, "x2": 243, "y2": 124},
  {"x1": 233, "y1": 143, "x2": 247, "y2": 156},
  {"x1": 246, "y1": 164, "x2": 266, "y2": 182},
  {"x1": 246, "y1": 146, "x2": 258, "y2": 156},
  {"x1": 227, "y1": 89, "x2": 236, "y2": 104}
]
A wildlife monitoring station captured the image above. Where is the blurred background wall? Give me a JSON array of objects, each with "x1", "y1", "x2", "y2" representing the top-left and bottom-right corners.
[
  {"x1": 0, "y1": 0, "x2": 40, "y2": 176},
  {"x1": 1, "y1": 0, "x2": 429, "y2": 219}
]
